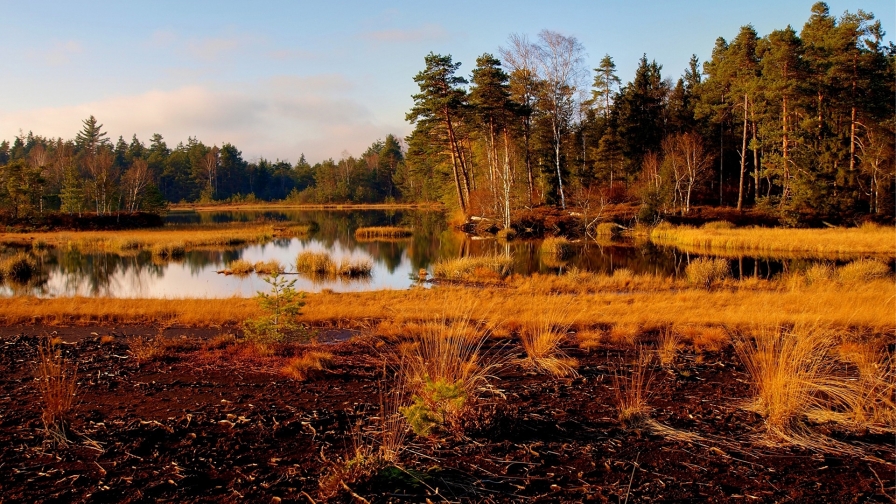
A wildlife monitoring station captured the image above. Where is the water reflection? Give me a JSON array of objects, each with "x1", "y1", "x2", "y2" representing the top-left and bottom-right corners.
[{"x1": 1, "y1": 209, "x2": 890, "y2": 298}]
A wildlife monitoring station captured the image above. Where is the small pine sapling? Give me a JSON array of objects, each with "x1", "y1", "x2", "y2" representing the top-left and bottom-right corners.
[{"x1": 244, "y1": 272, "x2": 309, "y2": 344}]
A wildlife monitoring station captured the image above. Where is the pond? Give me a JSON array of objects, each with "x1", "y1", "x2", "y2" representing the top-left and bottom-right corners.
[{"x1": 0, "y1": 209, "x2": 873, "y2": 298}]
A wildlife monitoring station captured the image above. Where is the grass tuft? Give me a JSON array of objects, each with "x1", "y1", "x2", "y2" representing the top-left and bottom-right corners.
[
  {"x1": 226, "y1": 259, "x2": 255, "y2": 276},
  {"x1": 519, "y1": 297, "x2": 578, "y2": 377},
  {"x1": 34, "y1": 337, "x2": 78, "y2": 445},
  {"x1": 0, "y1": 252, "x2": 37, "y2": 284},
  {"x1": 684, "y1": 257, "x2": 730, "y2": 287},
  {"x1": 432, "y1": 255, "x2": 513, "y2": 281},
  {"x1": 354, "y1": 226, "x2": 413, "y2": 241},
  {"x1": 281, "y1": 351, "x2": 334, "y2": 380},
  {"x1": 837, "y1": 258, "x2": 890, "y2": 283}
]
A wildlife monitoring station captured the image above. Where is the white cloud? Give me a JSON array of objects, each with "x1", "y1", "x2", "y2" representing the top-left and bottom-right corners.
[
  {"x1": 361, "y1": 23, "x2": 448, "y2": 43},
  {"x1": 0, "y1": 78, "x2": 409, "y2": 164},
  {"x1": 33, "y1": 40, "x2": 84, "y2": 66}
]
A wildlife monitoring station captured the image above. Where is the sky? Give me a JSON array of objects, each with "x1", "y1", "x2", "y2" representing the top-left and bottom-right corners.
[{"x1": 1, "y1": 0, "x2": 892, "y2": 164}]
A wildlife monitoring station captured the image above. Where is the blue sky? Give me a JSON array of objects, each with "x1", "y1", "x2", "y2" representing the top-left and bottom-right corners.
[{"x1": 1, "y1": 0, "x2": 892, "y2": 163}]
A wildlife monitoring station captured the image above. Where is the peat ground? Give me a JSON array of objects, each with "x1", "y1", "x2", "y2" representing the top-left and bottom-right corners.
[{"x1": 0, "y1": 327, "x2": 893, "y2": 503}]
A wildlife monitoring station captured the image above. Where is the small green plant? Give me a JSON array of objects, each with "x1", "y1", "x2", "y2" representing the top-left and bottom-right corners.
[
  {"x1": 400, "y1": 377, "x2": 467, "y2": 437},
  {"x1": 243, "y1": 272, "x2": 308, "y2": 344}
]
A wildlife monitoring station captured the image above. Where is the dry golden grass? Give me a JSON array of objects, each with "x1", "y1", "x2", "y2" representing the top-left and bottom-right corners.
[
  {"x1": 295, "y1": 251, "x2": 372, "y2": 279},
  {"x1": 657, "y1": 329, "x2": 682, "y2": 367},
  {"x1": 0, "y1": 222, "x2": 299, "y2": 253},
  {"x1": 607, "y1": 324, "x2": 641, "y2": 346},
  {"x1": 1, "y1": 277, "x2": 892, "y2": 332},
  {"x1": 651, "y1": 222, "x2": 896, "y2": 258},
  {"x1": 676, "y1": 325, "x2": 729, "y2": 352},
  {"x1": 34, "y1": 337, "x2": 78, "y2": 445},
  {"x1": 614, "y1": 349, "x2": 655, "y2": 427},
  {"x1": 837, "y1": 258, "x2": 891, "y2": 282},
  {"x1": 0, "y1": 296, "x2": 260, "y2": 326},
  {"x1": 432, "y1": 255, "x2": 513, "y2": 281},
  {"x1": 281, "y1": 351, "x2": 334, "y2": 380},
  {"x1": 576, "y1": 329, "x2": 604, "y2": 350},
  {"x1": 732, "y1": 324, "x2": 880, "y2": 447},
  {"x1": 684, "y1": 257, "x2": 731, "y2": 287},
  {"x1": 253, "y1": 259, "x2": 284, "y2": 275},
  {"x1": 354, "y1": 226, "x2": 413, "y2": 241},
  {"x1": 226, "y1": 259, "x2": 255, "y2": 276},
  {"x1": 519, "y1": 298, "x2": 578, "y2": 377}
]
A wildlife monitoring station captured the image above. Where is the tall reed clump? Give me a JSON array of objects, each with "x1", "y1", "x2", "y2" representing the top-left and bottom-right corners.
[
  {"x1": 34, "y1": 338, "x2": 79, "y2": 444},
  {"x1": 0, "y1": 252, "x2": 37, "y2": 284},
  {"x1": 397, "y1": 313, "x2": 501, "y2": 438},
  {"x1": 614, "y1": 348, "x2": 655, "y2": 428},
  {"x1": 226, "y1": 259, "x2": 255, "y2": 276},
  {"x1": 595, "y1": 222, "x2": 622, "y2": 238},
  {"x1": 684, "y1": 257, "x2": 730, "y2": 287},
  {"x1": 432, "y1": 255, "x2": 513, "y2": 281},
  {"x1": 354, "y1": 226, "x2": 413, "y2": 241},
  {"x1": 295, "y1": 251, "x2": 335, "y2": 276},
  {"x1": 335, "y1": 257, "x2": 372, "y2": 278},
  {"x1": 733, "y1": 324, "x2": 856, "y2": 444},
  {"x1": 519, "y1": 297, "x2": 578, "y2": 377},
  {"x1": 253, "y1": 259, "x2": 284, "y2": 275}
]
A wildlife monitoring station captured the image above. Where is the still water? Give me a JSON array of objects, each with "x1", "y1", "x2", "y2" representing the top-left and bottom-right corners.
[{"x1": 0, "y1": 209, "x2": 852, "y2": 298}]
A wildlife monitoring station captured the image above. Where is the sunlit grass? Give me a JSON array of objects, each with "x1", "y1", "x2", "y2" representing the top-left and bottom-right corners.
[
  {"x1": 650, "y1": 222, "x2": 896, "y2": 257},
  {"x1": 432, "y1": 255, "x2": 514, "y2": 281},
  {"x1": 0, "y1": 222, "x2": 310, "y2": 253}
]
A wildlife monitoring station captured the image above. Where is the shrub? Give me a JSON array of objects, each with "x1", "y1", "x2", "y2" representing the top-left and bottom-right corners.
[{"x1": 684, "y1": 257, "x2": 730, "y2": 287}]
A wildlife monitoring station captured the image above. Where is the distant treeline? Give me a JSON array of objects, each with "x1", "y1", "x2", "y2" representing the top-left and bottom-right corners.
[
  {"x1": 0, "y1": 2, "x2": 893, "y2": 225},
  {"x1": 0, "y1": 117, "x2": 408, "y2": 220}
]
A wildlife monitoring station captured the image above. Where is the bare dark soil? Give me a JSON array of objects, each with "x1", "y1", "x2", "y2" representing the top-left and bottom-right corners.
[{"x1": 1, "y1": 327, "x2": 893, "y2": 503}]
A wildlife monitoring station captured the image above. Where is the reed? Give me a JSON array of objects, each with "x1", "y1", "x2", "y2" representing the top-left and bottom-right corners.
[
  {"x1": 432, "y1": 255, "x2": 514, "y2": 281},
  {"x1": 295, "y1": 251, "x2": 335, "y2": 275},
  {"x1": 684, "y1": 257, "x2": 730, "y2": 287},
  {"x1": 253, "y1": 259, "x2": 284, "y2": 275},
  {"x1": 226, "y1": 259, "x2": 255, "y2": 276},
  {"x1": 594, "y1": 222, "x2": 622, "y2": 237},
  {"x1": 519, "y1": 297, "x2": 578, "y2": 377},
  {"x1": 35, "y1": 337, "x2": 78, "y2": 444},
  {"x1": 733, "y1": 324, "x2": 855, "y2": 443},
  {"x1": 336, "y1": 257, "x2": 373, "y2": 278},
  {"x1": 614, "y1": 348, "x2": 655, "y2": 427},
  {"x1": 354, "y1": 226, "x2": 413, "y2": 241},
  {"x1": 650, "y1": 222, "x2": 896, "y2": 257}
]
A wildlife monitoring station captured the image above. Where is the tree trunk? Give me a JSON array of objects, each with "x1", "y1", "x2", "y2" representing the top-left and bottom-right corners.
[{"x1": 737, "y1": 93, "x2": 748, "y2": 211}]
